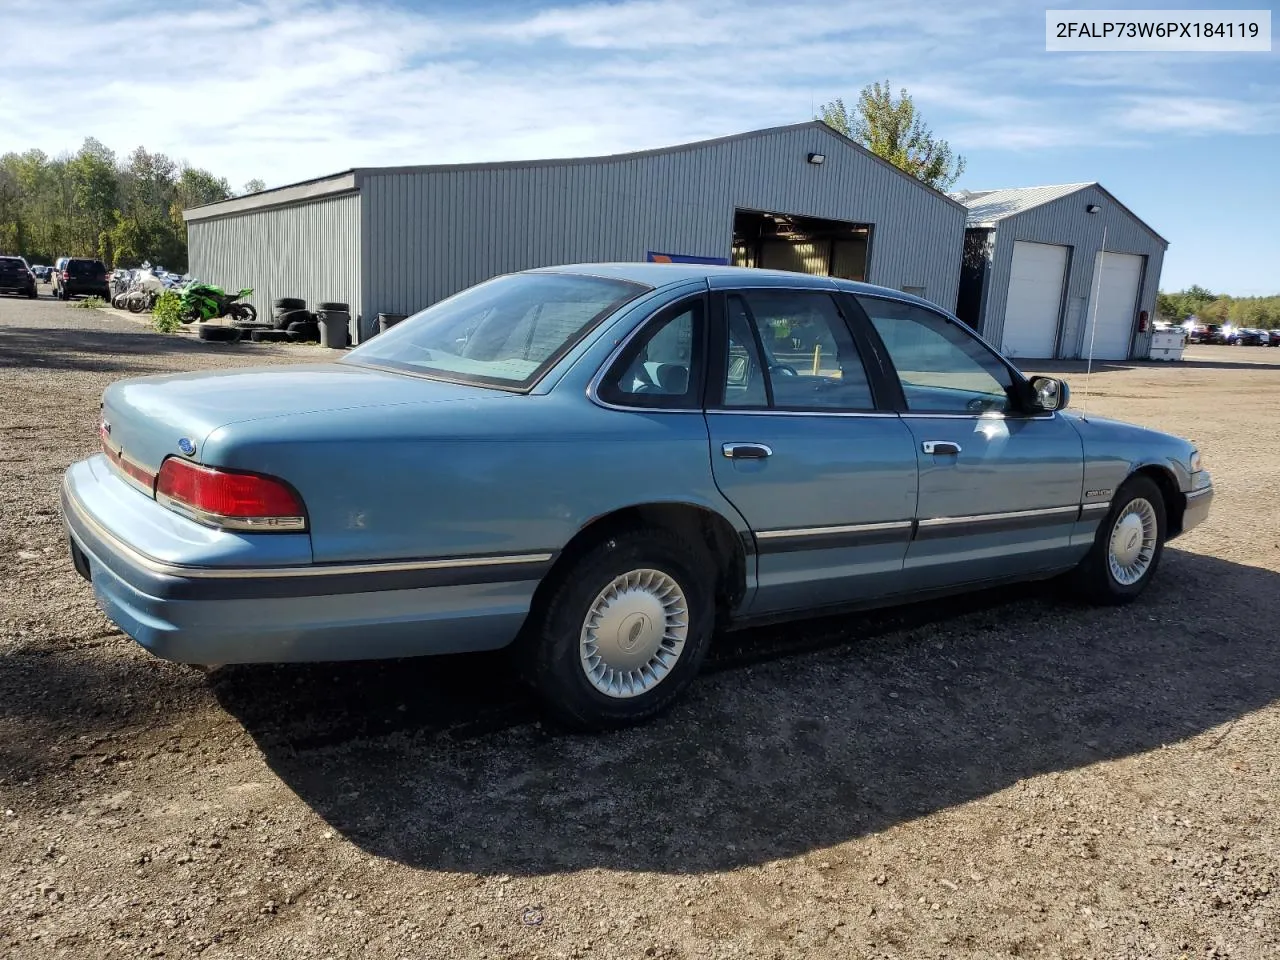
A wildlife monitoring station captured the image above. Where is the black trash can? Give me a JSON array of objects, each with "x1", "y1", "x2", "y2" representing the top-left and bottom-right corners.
[
  {"x1": 315, "y1": 308, "x2": 351, "y2": 349},
  {"x1": 377, "y1": 312, "x2": 407, "y2": 335}
]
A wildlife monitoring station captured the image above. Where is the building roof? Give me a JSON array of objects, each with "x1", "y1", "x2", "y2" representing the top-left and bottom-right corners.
[
  {"x1": 954, "y1": 181, "x2": 1168, "y2": 246},
  {"x1": 185, "y1": 121, "x2": 966, "y2": 222},
  {"x1": 953, "y1": 183, "x2": 1094, "y2": 225}
]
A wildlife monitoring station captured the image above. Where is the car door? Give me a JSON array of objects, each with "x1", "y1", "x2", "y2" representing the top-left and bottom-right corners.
[
  {"x1": 703, "y1": 285, "x2": 919, "y2": 615},
  {"x1": 852, "y1": 294, "x2": 1085, "y2": 590}
]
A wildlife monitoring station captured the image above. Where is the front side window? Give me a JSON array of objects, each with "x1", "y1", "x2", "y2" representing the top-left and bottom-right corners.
[
  {"x1": 346, "y1": 272, "x2": 648, "y2": 390},
  {"x1": 720, "y1": 290, "x2": 875, "y2": 411},
  {"x1": 597, "y1": 299, "x2": 704, "y2": 408},
  {"x1": 857, "y1": 296, "x2": 1015, "y2": 414}
]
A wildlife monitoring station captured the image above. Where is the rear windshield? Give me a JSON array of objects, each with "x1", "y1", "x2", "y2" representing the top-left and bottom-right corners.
[
  {"x1": 67, "y1": 259, "x2": 106, "y2": 277},
  {"x1": 0, "y1": 257, "x2": 28, "y2": 274},
  {"x1": 345, "y1": 272, "x2": 649, "y2": 390}
]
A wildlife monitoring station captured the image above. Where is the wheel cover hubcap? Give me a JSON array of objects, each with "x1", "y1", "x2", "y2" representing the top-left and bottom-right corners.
[
  {"x1": 1108, "y1": 497, "x2": 1157, "y2": 586},
  {"x1": 580, "y1": 568, "x2": 689, "y2": 699}
]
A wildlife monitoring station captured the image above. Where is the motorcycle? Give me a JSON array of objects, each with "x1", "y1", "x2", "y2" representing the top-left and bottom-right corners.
[{"x1": 178, "y1": 281, "x2": 257, "y2": 324}]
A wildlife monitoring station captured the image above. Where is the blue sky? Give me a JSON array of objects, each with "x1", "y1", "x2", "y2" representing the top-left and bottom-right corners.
[{"x1": 1, "y1": 0, "x2": 1275, "y2": 293}]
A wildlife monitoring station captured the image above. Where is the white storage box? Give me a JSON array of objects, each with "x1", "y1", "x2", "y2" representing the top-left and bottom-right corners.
[{"x1": 1148, "y1": 330, "x2": 1185, "y2": 361}]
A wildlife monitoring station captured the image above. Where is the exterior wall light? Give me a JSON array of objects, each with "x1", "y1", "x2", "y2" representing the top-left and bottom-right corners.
[{"x1": 807, "y1": 153, "x2": 826, "y2": 164}]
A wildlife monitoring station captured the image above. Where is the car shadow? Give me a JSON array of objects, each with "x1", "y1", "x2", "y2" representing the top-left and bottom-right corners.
[{"x1": 209, "y1": 547, "x2": 1279, "y2": 875}]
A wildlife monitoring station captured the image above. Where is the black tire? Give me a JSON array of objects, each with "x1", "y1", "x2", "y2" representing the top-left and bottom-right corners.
[
  {"x1": 197, "y1": 324, "x2": 241, "y2": 343},
  {"x1": 27, "y1": 288, "x2": 37, "y2": 299},
  {"x1": 126, "y1": 294, "x2": 147, "y2": 314},
  {"x1": 272, "y1": 297, "x2": 305, "y2": 311},
  {"x1": 233, "y1": 303, "x2": 258, "y2": 324},
  {"x1": 250, "y1": 329, "x2": 290, "y2": 343},
  {"x1": 1068, "y1": 475, "x2": 1167, "y2": 605},
  {"x1": 275, "y1": 308, "x2": 312, "y2": 331},
  {"x1": 286, "y1": 320, "x2": 319, "y2": 343},
  {"x1": 316, "y1": 301, "x2": 349, "y2": 312},
  {"x1": 517, "y1": 528, "x2": 716, "y2": 731}
]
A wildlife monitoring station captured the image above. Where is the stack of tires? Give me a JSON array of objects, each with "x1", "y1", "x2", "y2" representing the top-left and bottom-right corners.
[{"x1": 272, "y1": 297, "x2": 319, "y2": 343}]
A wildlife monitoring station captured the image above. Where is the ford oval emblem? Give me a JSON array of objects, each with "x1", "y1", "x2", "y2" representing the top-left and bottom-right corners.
[{"x1": 177, "y1": 437, "x2": 196, "y2": 456}]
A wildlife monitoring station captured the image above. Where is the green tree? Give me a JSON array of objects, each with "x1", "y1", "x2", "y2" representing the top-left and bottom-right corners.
[
  {"x1": 819, "y1": 82, "x2": 966, "y2": 191},
  {"x1": 242, "y1": 178, "x2": 266, "y2": 195}
]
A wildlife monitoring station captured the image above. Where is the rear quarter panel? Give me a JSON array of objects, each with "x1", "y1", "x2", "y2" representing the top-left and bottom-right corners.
[{"x1": 202, "y1": 394, "x2": 733, "y2": 564}]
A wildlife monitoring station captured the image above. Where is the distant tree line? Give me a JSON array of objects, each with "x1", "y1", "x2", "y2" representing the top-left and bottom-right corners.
[
  {"x1": 1157, "y1": 285, "x2": 1280, "y2": 329},
  {"x1": 0, "y1": 138, "x2": 262, "y2": 272}
]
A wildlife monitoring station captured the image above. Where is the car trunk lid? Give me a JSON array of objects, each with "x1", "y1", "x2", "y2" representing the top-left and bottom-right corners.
[{"x1": 100, "y1": 362, "x2": 507, "y2": 476}]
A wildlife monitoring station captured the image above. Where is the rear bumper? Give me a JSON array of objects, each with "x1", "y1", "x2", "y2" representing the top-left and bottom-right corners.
[{"x1": 61, "y1": 460, "x2": 549, "y2": 665}]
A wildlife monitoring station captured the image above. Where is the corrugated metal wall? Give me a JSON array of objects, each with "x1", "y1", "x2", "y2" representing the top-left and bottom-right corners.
[
  {"x1": 980, "y1": 185, "x2": 1166, "y2": 359},
  {"x1": 359, "y1": 126, "x2": 965, "y2": 332},
  {"x1": 188, "y1": 192, "x2": 361, "y2": 322}
]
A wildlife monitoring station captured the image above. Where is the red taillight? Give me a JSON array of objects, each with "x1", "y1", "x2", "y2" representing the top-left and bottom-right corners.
[
  {"x1": 62, "y1": 270, "x2": 70, "y2": 281},
  {"x1": 155, "y1": 458, "x2": 306, "y2": 531},
  {"x1": 100, "y1": 424, "x2": 156, "y2": 491}
]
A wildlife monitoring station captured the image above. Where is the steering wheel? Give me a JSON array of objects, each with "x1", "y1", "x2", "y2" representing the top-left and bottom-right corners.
[{"x1": 769, "y1": 363, "x2": 799, "y2": 377}]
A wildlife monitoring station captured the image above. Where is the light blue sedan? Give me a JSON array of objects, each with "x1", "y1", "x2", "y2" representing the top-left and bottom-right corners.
[{"x1": 62, "y1": 264, "x2": 1214, "y2": 729}]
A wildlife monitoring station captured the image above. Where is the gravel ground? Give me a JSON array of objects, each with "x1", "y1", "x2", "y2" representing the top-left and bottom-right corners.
[{"x1": 1, "y1": 291, "x2": 1277, "y2": 960}]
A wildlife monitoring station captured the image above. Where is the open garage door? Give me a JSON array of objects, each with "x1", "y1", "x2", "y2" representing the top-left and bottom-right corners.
[
  {"x1": 1084, "y1": 252, "x2": 1144, "y2": 361},
  {"x1": 1001, "y1": 240, "x2": 1068, "y2": 359},
  {"x1": 732, "y1": 210, "x2": 870, "y2": 282}
]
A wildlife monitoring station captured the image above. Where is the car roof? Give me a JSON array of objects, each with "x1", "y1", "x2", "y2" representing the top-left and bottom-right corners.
[{"x1": 528, "y1": 262, "x2": 940, "y2": 311}]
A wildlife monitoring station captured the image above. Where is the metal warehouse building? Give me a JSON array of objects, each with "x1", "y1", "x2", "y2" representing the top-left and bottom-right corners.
[
  {"x1": 185, "y1": 122, "x2": 967, "y2": 342},
  {"x1": 955, "y1": 183, "x2": 1167, "y2": 361}
]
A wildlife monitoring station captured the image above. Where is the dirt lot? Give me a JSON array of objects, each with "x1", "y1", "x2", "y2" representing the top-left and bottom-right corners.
[{"x1": 2, "y1": 292, "x2": 1277, "y2": 960}]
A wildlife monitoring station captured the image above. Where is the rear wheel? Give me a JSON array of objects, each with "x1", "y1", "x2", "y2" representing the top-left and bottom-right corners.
[
  {"x1": 518, "y1": 529, "x2": 715, "y2": 731},
  {"x1": 1068, "y1": 475, "x2": 1166, "y2": 604}
]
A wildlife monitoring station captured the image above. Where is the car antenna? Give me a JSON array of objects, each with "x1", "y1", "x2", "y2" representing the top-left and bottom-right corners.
[{"x1": 1078, "y1": 224, "x2": 1108, "y2": 422}]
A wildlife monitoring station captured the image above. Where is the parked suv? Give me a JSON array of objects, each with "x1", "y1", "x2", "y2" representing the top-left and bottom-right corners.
[
  {"x1": 53, "y1": 258, "x2": 110, "y2": 301},
  {"x1": 0, "y1": 256, "x2": 38, "y2": 298}
]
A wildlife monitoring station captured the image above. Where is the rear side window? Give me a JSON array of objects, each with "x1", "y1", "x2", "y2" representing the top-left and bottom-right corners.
[
  {"x1": 718, "y1": 290, "x2": 875, "y2": 411},
  {"x1": 597, "y1": 298, "x2": 705, "y2": 409}
]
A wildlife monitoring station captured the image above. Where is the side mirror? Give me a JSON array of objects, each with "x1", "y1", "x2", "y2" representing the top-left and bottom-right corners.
[{"x1": 1029, "y1": 376, "x2": 1069, "y2": 412}]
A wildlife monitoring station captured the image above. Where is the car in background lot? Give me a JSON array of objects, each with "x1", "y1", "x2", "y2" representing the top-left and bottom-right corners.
[
  {"x1": 1227, "y1": 328, "x2": 1267, "y2": 347},
  {"x1": 53, "y1": 257, "x2": 110, "y2": 301},
  {"x1": 61, "y1": 264, "x2": 1215, "y2": 730},
  {"x1": 0, "y1": 256, "x2": 38, "y2": 298},
  {"x1": 30, "y1": 264, "x2": 52, "y2": 282},
  {"x1": 1269, "y1": 330, "x2": 1280, "y2": 347},
  {"x1": 1187, "y1": 323, "x2": 1227, "y2": 345}
]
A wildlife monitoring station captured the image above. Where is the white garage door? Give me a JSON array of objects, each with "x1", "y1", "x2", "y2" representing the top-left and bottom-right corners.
[
  {"x1": 1001, "y1": 241, "x2": 1069, "y2": 359},
  {"x1": 1084, "y1": 252, "x2": 1144, "y2": 360}
]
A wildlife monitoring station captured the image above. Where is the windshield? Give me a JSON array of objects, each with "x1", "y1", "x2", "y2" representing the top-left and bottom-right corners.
[{"x1": 346, "y1": 272, "x2": 649, "y2": 390}]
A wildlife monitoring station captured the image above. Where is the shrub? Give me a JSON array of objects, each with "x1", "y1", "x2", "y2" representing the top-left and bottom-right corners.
[
  {"x1": 152, "y1": 291, "x2": 185, "y2": 333},
  {"x1": 73, "y1": 296, "x2": 107, "y2": 309}
]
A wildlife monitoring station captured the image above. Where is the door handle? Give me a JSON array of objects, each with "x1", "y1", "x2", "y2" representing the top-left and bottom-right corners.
[
  {"x1": 722, "y1": 442, "x2": 773, "y2": 460},
  {"x1": 922, "y1": 441, "x2": 962, "y2": 456}
]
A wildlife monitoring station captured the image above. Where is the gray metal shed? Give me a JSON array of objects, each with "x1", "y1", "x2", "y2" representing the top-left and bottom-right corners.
[
  {"x1": 185, "y1": 122, "x2": 966, "y2": 342},
  {"x1": 954, "y1": 183, "x2": 1167, "y2": 362}
]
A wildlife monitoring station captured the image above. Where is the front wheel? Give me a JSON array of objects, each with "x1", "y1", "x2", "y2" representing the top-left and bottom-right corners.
[
  {"x1": 1068, "y1": 475, "x2": 1166, "y2": 604},
  {"x1": 232, "y1": 303, "x2": 258, "y2": 323},
  {"x1": 518, "y1": 529, "x2": 716, "y2": 731}
]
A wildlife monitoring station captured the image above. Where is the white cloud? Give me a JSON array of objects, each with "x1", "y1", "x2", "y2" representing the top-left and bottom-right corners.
[
  {"x1": 1110, "y1": 96, "x2": 1279, "y2": 135},
  {"x1": 0, "y1": 0, "x2": 1271, "y2": 188}
]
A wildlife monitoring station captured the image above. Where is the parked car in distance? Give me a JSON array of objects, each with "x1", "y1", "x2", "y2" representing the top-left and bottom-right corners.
[
  {"x1": 1268, "y1": 330, "x2": 1280, "y2": 347},
  {"x1": 53, "y1": 257, "x2": 110, "y2": 300},
  {"x1": 62, "y1": 264, "x2": 1215, "y2": 730},
  {"x1": 0, "y1": 256, "x2": 38, "y2": 298},
  {"x1": 30, "y1": 264, "x2": 52, "y2": 282}
]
